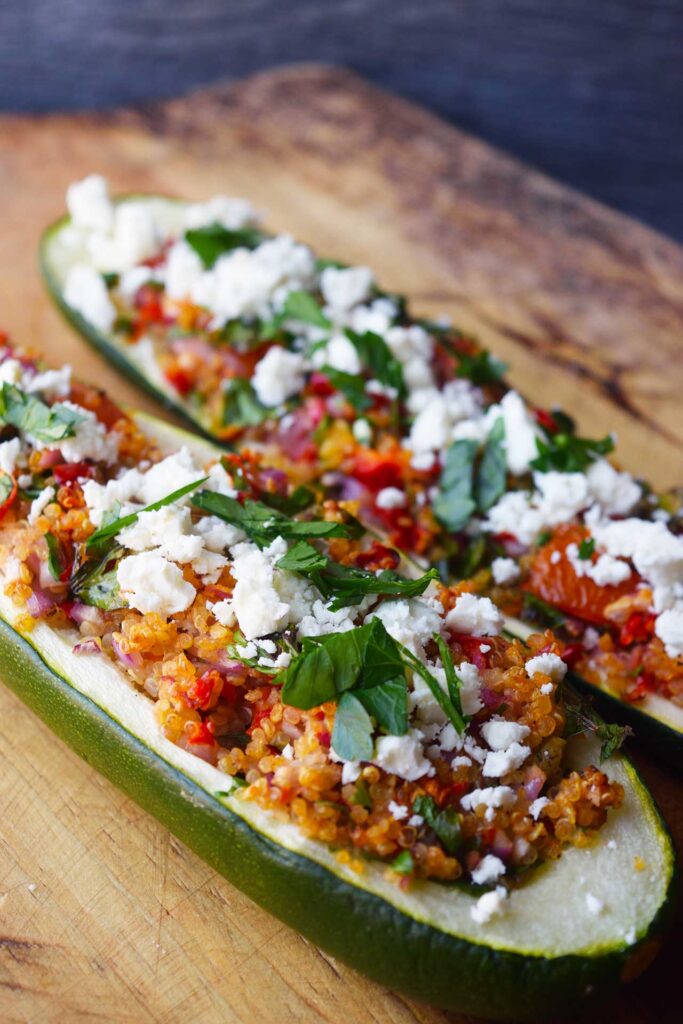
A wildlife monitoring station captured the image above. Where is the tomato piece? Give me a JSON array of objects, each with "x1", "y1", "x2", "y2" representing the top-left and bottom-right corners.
[
  {"x1": 619, "y1": 612, "x2": 656, "y2": 647},
  {"x1": 526, "y1": 524, "x2": 638, "y2": 626},
  {"x1": 351, "y1": 448, "x2": 407, "y2": 491},
  {"x1": 53, "y1": 462, "x2": 94, "y2": 484},
  {"x1": 186, "y1": 720, "x2": 216, "y2": 746},
  {"x1": 0, "y1": 472, "x2": 18, "y2": 520},
  {"x1": 354, "y1": 542, "x2": 400, "y2": 572},
  {"x1": 69, "y1": 381, "x2": 127, "y2": 429},
  {"x1": 164, "y1": 364, "x2": 194, "y2": 396}
]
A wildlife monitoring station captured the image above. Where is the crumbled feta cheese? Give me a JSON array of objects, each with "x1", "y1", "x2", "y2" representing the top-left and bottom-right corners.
[
  {"x1": 480, "y1": 643, "x2": 491, "y2": 653},
  {"x1": 320, "y1": 265, "x2": 374, "y2": 311},
  {"x1": 375, "y1": 486, "x2": 406, "y2": 510},
  {"x1": 281, "y1": 743, "x2": 294, "y2": 761},
  {"x1": 118, "y1": 505, "x2": 203, "y2": 562},
  {"x1": 481, "y1": 719, "x2": 530, "y2": 751},
  {"x1": 491, "y1": 557, "x2": 520, "y2": 586},
  {"x1": 297, "y1": 597, "x2": 356, "y2": 638},
  {"x1": 461, "y1": 786, "x2": 516, "y2": 815},
  {"x1": 117, "y1": 551, "x2": 196, "y2": 616},
  {"x1": 88, "y1": 202, "x2": 162, "y2": 273},
  {"x1": 117, "y1": 265, "x2": 156, "y2": 302},
  {"x1": 369, "y1": 597, "x2": 443, "y2": 658},
  {"x1": 457, "y1": 661, "x2": 485, "y2": 715},
  {"x1": 45, "y1": 402, "x2": 119, "y2": 465},
  {"x1": 164, "y1": 240, "x2": 205, "y2": 301},
  {"x1": 0, "y1": 437, "x2": 21, "y2": 475},
  {"x1": 230, "y1": 542, "x2": 291, "y2": 640},
  {"x1": 491, "y1": 391, "x2": 540, "y2": 474},
  {"x1": 525, "y1": 653, "x2": 567, "y2": 683},
  {"x1": 565, "y1": 541, "x2": 631, "y2": 587},
  {"x1": 194, "y1": 515, "x2": 245, "y2": 552},
  {"x1": 445, "y1": 593, "x2": 503, "y2": 636},
  {"x1": 28, "y1": 486, "x2": 55, "y2": 524},
  {"x1": 484, "y1": 471, "x2": 590, "y2": 546},
  {"x1": 585, "y1": 892, "x2": 605, "y2": 916},
  {"x1": 0, "y1": 358, "x2": 23, "y2": 386},
  {"x1": 311, "y1": 332, "x2": 362, "y2": 375},
  {"x1": 655, "y1": 607, "x2": 683, "y2": 659},
  {"x1": 341, "y1": 761, "x2": 362, "y2": 784},
  {"x1": 251, "y1": 347, "x2": 306, "y2": 407},
  {"x1": 26, "y1": 365, "x2": 73, "y2": 399},
  {"x1": 483, "y1": 742, "x2": 531, "y2": 778},
  {"x1": 540, "y1": 682, "x2": 553, "y2": 695},
  {"x1": 408, "y1": 379, "x2": 482, "y2": 452},
  {"x1": 207, "y1": 599, "x2": 236, "y2": 627},
  {"x1": 66, "y1": 175, "x2": 113, "y2": 232},
  {"x1": 470, "y1": 886, "x2": 508, "y2": 925},
  {"x1": 586, "y1": 459, "x2": 641, "y2": 516},
  {"x1": 183, "y1": 195, "x2": 258, "y2": 231},
  {"x1": 529, "y1": 796, "x2": 549, "y2": 820},
  {"x1": 64, "y1": 265, "x2": 116, "y2": 332},
  {"x1": 387, "y1": 801, "x2": 409, "y2": 821},
  {"x1": 471, "y1": 854, "x2": 506, "y2": 886},
  {"x1": 373, "y1": 730, "x2": 434, "y2": 781}
]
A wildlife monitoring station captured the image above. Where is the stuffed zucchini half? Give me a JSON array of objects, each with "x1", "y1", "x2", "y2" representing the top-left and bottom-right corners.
[
  {"x1": 40, "y1": 176, "x2": 683, "y2": 767},
  {"x1": 0, "y1": 346, "x2": 676, "y2": 1019}
]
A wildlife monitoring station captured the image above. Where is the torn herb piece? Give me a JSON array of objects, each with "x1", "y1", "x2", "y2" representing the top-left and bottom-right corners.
[
  {"x1": 281, "y1": 290, "x2": 331, "y2": 328},
  {"x1": 475, "y1": 416, "x2": 506, "y2": 512},
  {"x1": 331, "y1": 692, "x2": 374, "y2": 761},
  {"x1": 192, "y1": 492, "x2": 354, "y2": 548},
  {"x1": 455, "y1": 350, "x2": 508, "y2": 385},
  {"x1": 412, "y1": 795, "x2": 462, "y2": 855},
  {"x1": 432, "y1": 439, "x2": 477, "y2": 532},
  {"x1": 184, "y1": 224, "x2": 264, "y2": 268},
  {"x1": 578, "y1": 537, "x2": 596, "y2": 560},
  {"x1": 390, "y1": 850, "x2": 415, "y2": 875},
  {"x1": 276, "y1": 540, "x2": 439, "y2": 610},
  {"x1": 45, "y1": 532, "x2": 67, "y2": 581},
  {"x1": 319, "y1": 366, "x2": 373, "y2": 411},
  {"x1": 86, "y1": 476, "x2": 208, "y2": 550},
  {"x1": 563, "y1": 691, "x2": 632, "y2": 763},
  {"x1": 258, "y1": 485, "x2": 316, "y2": 516},
  {"x1": 222, "y1": 378, "x2": 271, "y2": 429},
  {"x1": 531, "y1": 430, "x2": 614, "y2": 473},
  {"x1": 432, "y1": 633, "x2": 464, "y2": 717},
  {"x1": 0, "y1": 384, "x2": 85, "y2": 444},
  {"x1": 345, "y1": 330, "x2": 406, "y2": 399}
]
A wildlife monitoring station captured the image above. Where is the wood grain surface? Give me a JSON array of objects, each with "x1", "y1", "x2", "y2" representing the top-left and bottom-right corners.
[{"x1": 0, "y1": 64, "x2": 681, "y2": 1024}]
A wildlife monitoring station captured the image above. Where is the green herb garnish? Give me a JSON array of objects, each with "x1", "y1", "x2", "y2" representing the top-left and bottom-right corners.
[
  {"x1": 0, "y1": 384, "x2": 85, "y2": 444},
  {"x1": 412, "y1": 795, "x2": 462, "y2": 854},
  {"x1": 222, "y1": 378, "x2": 271, "y2": 428},
  {"x1": 185, "y1": 224, "x2": 264, "y2": 268},
  {"x1": 45, "y1": 532, "x2": 67, "y2": 581},
  {"x1": 277, "y1": 539, "x2": 439, "y2": 610},
  {"x1": 281, "y1": 290, "x2": 331, "y2": 328},
  {"x1": 319, "y1": 366, "x2": 373, "y2": 411},
  {"x1": 474, "y1": 416, "x2": 507, "y2": 512},
  {"x1": 531, "y1": 429, "x2": 614, "y2": 473},
  {"x1": 192, "y1": 492, "x2": 356, "y2": 548},
  {"x1": 390, "y1": 850, "x2": 415, "y2": 875},
  {"x1": 578, "y1": 537, "x2": 596, "y2": 560},
  {"x1": 431, "y1": 440, "x2": 478, "y2": 531},
  {"x1": 456, "y1": 351, "x2": 507, "y2": 385}
]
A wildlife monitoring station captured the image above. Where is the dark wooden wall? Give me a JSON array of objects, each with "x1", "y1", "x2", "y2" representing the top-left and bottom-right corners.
[{"x1": 0, "y1": 0, "x2": 681, "y2": 240}]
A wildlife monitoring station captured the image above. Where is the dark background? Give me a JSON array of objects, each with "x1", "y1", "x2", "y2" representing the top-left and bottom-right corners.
[{"x1": 1, "y1": 0, "x2": 681, "y2": 240}]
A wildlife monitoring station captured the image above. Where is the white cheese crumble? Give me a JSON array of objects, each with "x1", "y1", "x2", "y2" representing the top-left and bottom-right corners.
[
  {"x1": 251, "y1": 347, "x2": 306, "y2": 407},
  {"x1": 230, "y1": 541, "x2": 291, "y2": 640},
  {"x1": 373, "y1": 730, "x2": 434, "y2": 781},
  {"x1": 320, "y1": 265, "x2": 374, "y2": 311},
  {"x1": 45, "y1": 402, "x2": 119, "y2": 465},
  {"x1": 183, "y1": 195, "x2": 259, "y2": 232},
  {"x1": 481, "y1": 719, "x2": 530, "y2": 751},
  {"x1": 565, "y1": 541, "x2": 631, "y2": 587},
  {"x1": 525, "y1": 652, "x2": 567, "y2": 682},
  {"x1": 28, "y1": 486, "x2": 55, "y2": 524},
  {"x1": 529, "y1": 796, "x2": 549, "y2": 820},
  {"x1": 117, "y1": 551, "x2": 196, "y2": 616},
  {"x1": 207, "y1": 599, "x2": 236, "y2": 628},
  {"x1": 491, "y1": 557, "x2": 520, "y2": 585},
  {"x1": 445, "y1": 593, "x2": 503, "y2": 636},
  {"x1": 491, "y1": 391, "x2": 540, "y2": 474},
  {"x1": 0, "y1": 437, "x2": 21, "y2": 475},
  {"x1": 375, "y1": 486, "x2": 406, "y2": 510},
  {"x1": 482, "y1": 742, "x2": 531, "y2": 778},
  {"x1": 470, "y1": 854, "x2": 506, "y2": 886},
  {"x1": 64, "y1": 265, "x2": 116, "y2": 332},
  {"x1": 66, "y1": 174, "x2": 114, "y2": 232},
  {"x1": 387, "y1": 801, "x2": 409, "y2": 821},
  {"x1": 460, "y1": 786, "x2": 516, "y2": 820},
  {"x1": 470, "y1": 886, "x2": 508, "y2": 925},
  {"x1": 655, "y1": 608, "x2": 683, "y2": 659}
]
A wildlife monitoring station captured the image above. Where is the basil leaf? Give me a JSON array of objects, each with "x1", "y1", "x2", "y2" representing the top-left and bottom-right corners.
[
  {"x1": 259, "y1": 485, "x2": 315, "y2": 516},
  {"x1": 356, "y1": 678, "x2": 408, "y2": 736},
  {"x1": 399, "y1": 644, "x2": 466, "y2": 734},
  {"x1": 475, "y1": 416, "x2": 506, "y2": 512},
  {"x1": 412, "y1": 795, "x2": 462, "y2": 854},
  {"x1": 432, "y1": 633, "x2": 463, "y2": 717},
  {"x1": 0, "y1": 384, "x2": 85, "y2": 444},
  {"x1": 432, "y1": 439, "x2": 477, "y2": 531},
  {"x1": 358, "y1": 619, "x2": 407, "y2": 688},
  {"x1": 222, "y1": 378, "x2": 271, "y2": 428},
  {"x1": 276, "y1": 539, "x2": 328, "y2": 573},
  {"x1": 345, "y1": 330, "x2": 406, "y2": 398},
  {"x1": 193, "y1": 491, "x2": 353, "y2": 548},
  {"x1": 331, "y1": 692, "x2": 374, "y2": 761},
  {"x1": 578, "y1": 537, "x2": 595, "y2": 560},
  {"x1": 185, "y1": 224, "x2": 264, "y2": 268},
  {"x1": 281, "y1": 290, "x2": 330, "y2": 328},
  {"x1": 562, "y1": 690, "x2": 631, "y2": 762},
  {"x1": 531, "y1": 430, "x2": 614, "y2": 473},
  {"x1": 390, "y1": 850, "x2": 415, "y2": 875},
  {"x1": 456, "y1": 350, "x2": 507, "y2": 385},
  {"x1": 0, "y1": 471, "x2": 14, "y2": 505},
  {"x1": 70, "y1": 543, "x2": 125, "y2": 610},
  {"x1": 596, "y1": 721, "x2": 631, "y2": 762},
  {"x1": 276, "y1": 542, "x2": 439, "y2": 610},
  {"x1": 319, "y1": 366, "x2": 373, "y2": 411},
  {"x1": 87, "y1": 476, "x2": 208, "y2": 550},
  {"x1": 45, "y1": 532, "x2": 67, "y2": 581}
]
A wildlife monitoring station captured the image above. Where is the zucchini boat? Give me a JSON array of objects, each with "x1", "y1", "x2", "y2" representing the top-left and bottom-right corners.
[
  {"x1": 0, "y1": 347, "x2": 676, "y2": 1019},
  {"x1": 40, "y1": 176, "x2": 683, "y2": 766}
]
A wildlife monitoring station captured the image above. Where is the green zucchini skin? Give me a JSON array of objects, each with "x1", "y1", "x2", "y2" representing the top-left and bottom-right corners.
[
  {"x1": 568, "y1": 672, "x2": 682, "y2": 774},
  {"x1": 0, "y1": 617, "x2": 675, "y2": 1020},
  {"x1": 40, "y1": 218, "x2": 224, "y2": 447},
  {"x1": 39, "y1": 213, "x2": 683, "y2": 773}
]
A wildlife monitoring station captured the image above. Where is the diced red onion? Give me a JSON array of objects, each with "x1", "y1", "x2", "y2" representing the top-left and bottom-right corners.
[
  {"x1": 73, "y1": 638, "x2": 102, "y2": 656},
  {"x1": 69, "y1": 601, "x2": 104, "y2": 628},
  {"x1": 491, "y1": 829, "x2": 514, "y2": 860},
  {"x1": 481, "y1": 686, "x2": 501, "y2": 708},
  {"x1": 111, "y1": 636, "x2": 143, "y2": 669},
  {"x1": 26, "y1": 588, "x2": 57, "y2": 617},
  {"x1": 524, "y1": 766, "x2": 546, "y2": 801},
  {"x1": 36, "y1": 450, "x2": 63, "y2": 470}
]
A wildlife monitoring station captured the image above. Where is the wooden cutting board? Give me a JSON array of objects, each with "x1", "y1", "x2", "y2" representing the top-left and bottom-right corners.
[{"x1": 0, "y1": 64, "x2": 681, "y2": 1024}]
